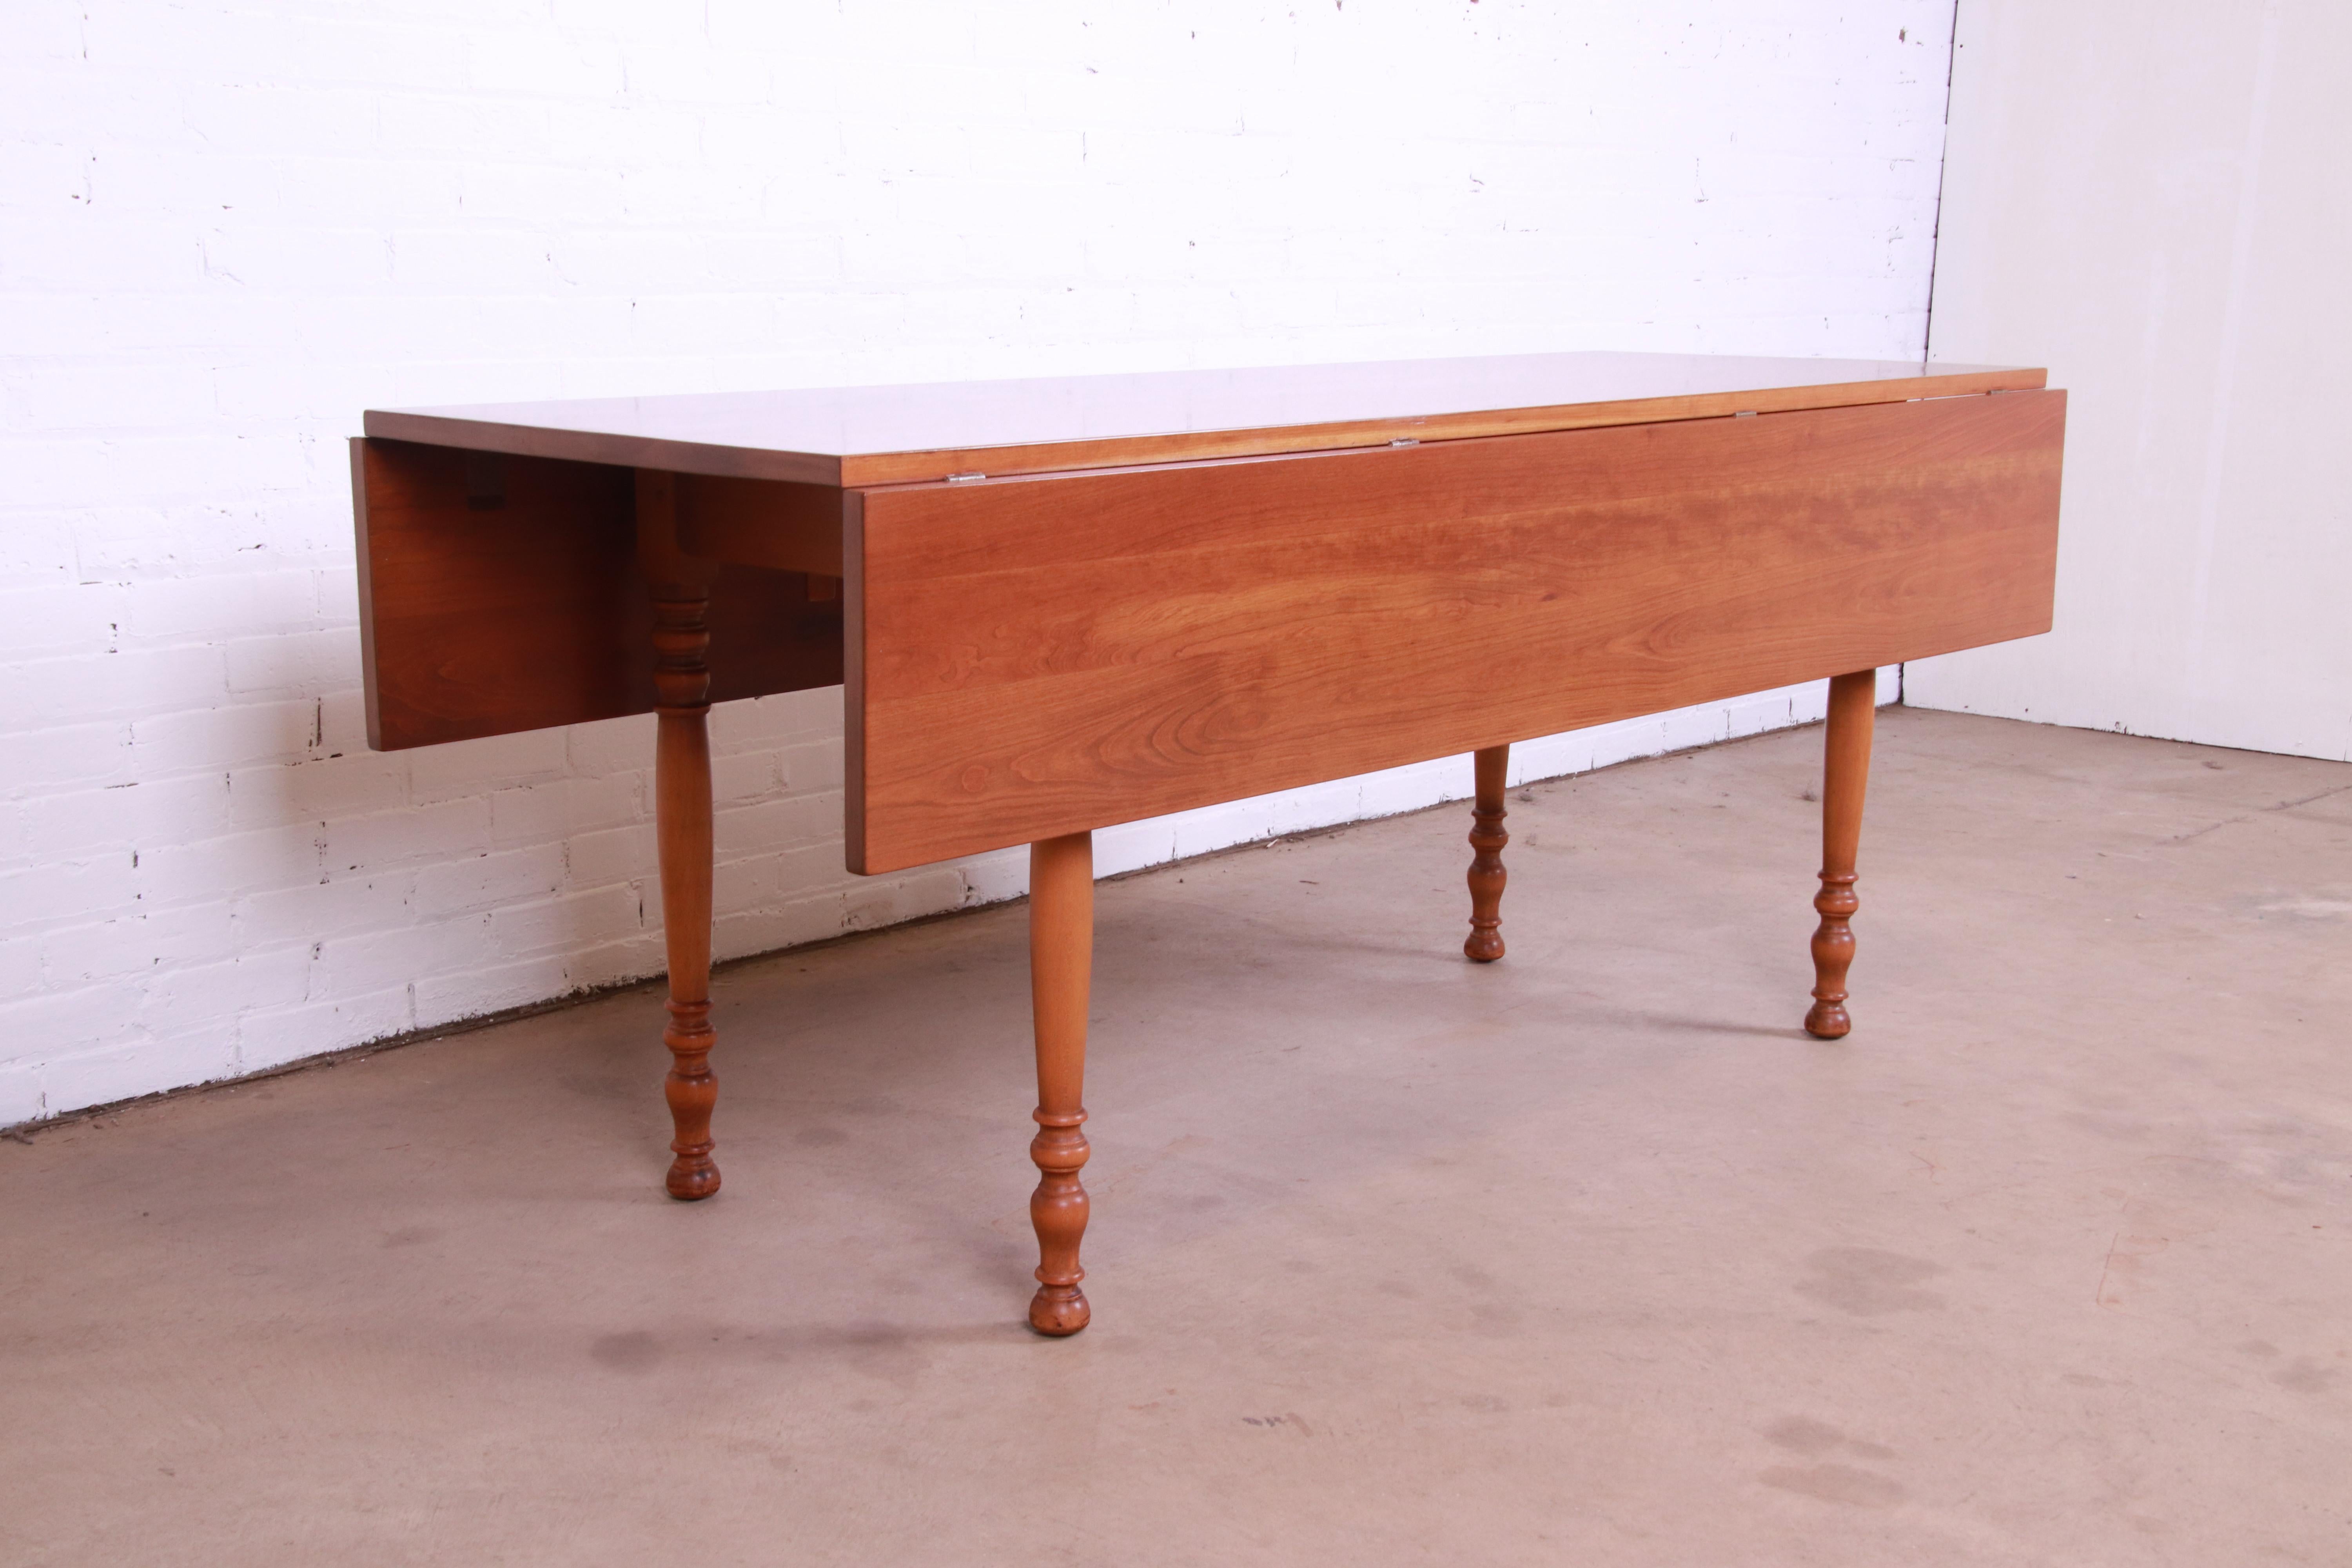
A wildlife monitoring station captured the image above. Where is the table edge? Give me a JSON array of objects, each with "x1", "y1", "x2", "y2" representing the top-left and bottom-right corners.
[{"x1": 363, "y1": 365, "x2": 2047, "y2": 487}]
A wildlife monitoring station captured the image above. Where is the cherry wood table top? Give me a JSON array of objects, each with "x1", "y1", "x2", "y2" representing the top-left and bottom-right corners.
[{"x1": 363, "y1": 351, "x2": 2045, "y2": 488}]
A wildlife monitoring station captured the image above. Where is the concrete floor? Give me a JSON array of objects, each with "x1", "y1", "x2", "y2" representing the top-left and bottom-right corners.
[{"x1": 4, "y1": 708, "x2": 2348, "y2": 1566}]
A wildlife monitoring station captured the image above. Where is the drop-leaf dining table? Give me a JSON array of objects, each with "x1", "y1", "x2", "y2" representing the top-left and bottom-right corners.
[{"x1": 350, "y1": 352, "x2": 2064, "y2": 1335}]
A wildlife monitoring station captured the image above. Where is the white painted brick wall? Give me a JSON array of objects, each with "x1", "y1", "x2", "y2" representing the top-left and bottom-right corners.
[{"x1": 0, "y1": 0, "x2": 1953, "y2": 1123}]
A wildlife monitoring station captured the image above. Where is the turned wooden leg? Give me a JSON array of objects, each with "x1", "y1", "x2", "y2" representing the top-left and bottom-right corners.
[
  {"x1": 640, "y1": 472, "x2": 722, "y2": 1199},
  {"x1": 1805, "y1": 670, "x2": 1878, "y2": 1039},
  {"x1": 1464, "y1": 744, "x2": 1510, "y2": 962},
  {"x1": 1026, "y1": 831, "x2": 1094, "y2": 1336}
]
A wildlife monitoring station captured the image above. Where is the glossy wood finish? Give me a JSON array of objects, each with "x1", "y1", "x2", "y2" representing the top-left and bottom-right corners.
[
  {"x1": 349, "y1": 353, "x2": 2066, "y2": 1333},
  {"x1": 837, "y1": 368, "x2": 2038, "y2": 488},
  {"x1": 638, "y1": 474, "x2": 724, "y2": 1199},
  {"x1": 353, "y1": 439, "x2": 639, "y2": 748},
  {"x1": 846, "y1": 389, "x2": 2065, "y2": 873},
  {"x1": 353, "y1": 361, "x2": 2053, "y2": 755},
  {"x1": 1025, "y1": 832, "x2": 1094, "y2": 1336},
  {"x1": 1805, "y1": 671, "x2": 1879, "y2": 1040},
  {"x1": 350, "y1": 439, "x2": 842, "y2": 751},
  {"x1": 1465, "y1": 745, "x2": 1510, "y2": 962},
  {"x1": 365, "y1": 352, "x2": 2043, "y2": 488}
]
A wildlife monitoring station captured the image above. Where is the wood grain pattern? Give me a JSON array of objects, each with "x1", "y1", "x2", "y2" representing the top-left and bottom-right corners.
[
  {"x1": 845, "y1": 390, "x2": 2066, "y2": 874},
  {"x1": 354, "y1": 438, "x2": 639, "y2": 748},
  {"x1": 1805, "y1": 670, "x2": 1878, "y2": 1039},
  {"x1": 1025, "y1": 831, "x2": 1094, "y2": 1336},
  {"x1": 352, "y1": 440, "x2": 844, "y2": 750},
  {"x1": 1465, "y1": 744, "x2": 1510, "y2": 962},
  {"x1": 364, "y1": 353, "x2": 2045, "y2": 488}
]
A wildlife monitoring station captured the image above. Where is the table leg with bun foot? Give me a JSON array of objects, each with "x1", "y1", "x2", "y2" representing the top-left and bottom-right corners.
[
  {"x1": 1465, "y1": 744, "x2": 1510, "y2": 962},
  {"x1": 1805, "y1": 670, "x2": 1878, "y2": 1040},
  {"x1": 1026, "y1": 831, "x2": 1094, "y2": 1335}
]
